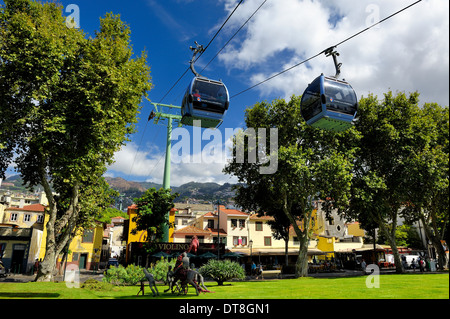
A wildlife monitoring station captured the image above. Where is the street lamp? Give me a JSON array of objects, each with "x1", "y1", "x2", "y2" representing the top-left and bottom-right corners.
[
  {"x1": 249, "y1": 239, "x2": 253, "y2": 262},
  {"x1": 217, "y1": 201, "x2": 220, "y2": 260}
]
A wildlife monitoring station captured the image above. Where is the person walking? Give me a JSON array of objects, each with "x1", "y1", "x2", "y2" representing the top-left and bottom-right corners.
[{"x1": 361, "y1": 259, "x2": 367, "y2": 274}]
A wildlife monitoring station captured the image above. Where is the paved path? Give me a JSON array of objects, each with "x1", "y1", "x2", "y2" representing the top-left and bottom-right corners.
[{"x1": 0, "y1": 270, "x2": 104, "y2": 283}]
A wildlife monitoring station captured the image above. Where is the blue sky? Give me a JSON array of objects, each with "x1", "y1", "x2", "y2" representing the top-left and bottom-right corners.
[{"x1": 2, "y1": 0, "x2": 449, "y2": 187}]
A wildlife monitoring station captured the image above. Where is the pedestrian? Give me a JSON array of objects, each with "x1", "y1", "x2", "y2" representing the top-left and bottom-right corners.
[
  {"x1": 251, "y1": 261, "x2": 256, "y2": 277},
  {"x1": 411, "y1": 258, "x2": 416, "y2": 271},
  {"x1": 419, "y1": 257, "x2": 425, "y2": 273},
  {"x1": 361, "y1": 259, "x2": 367, "y2": 274},
  {"x1": 256, "y1": 264, "x2": 263, "y2": 280},
  {"x1": 34, "y1": 258, "x2": 39, "y2": 275}
]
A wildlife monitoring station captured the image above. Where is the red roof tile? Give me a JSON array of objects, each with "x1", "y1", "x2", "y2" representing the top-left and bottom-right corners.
[{"x1": 6, "y1": 204, "x2": 45, "y2": 212}]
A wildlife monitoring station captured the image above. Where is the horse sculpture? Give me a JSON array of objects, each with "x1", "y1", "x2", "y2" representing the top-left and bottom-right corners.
[{"x1": 169, "y1": 236, "x2": 211, "y2": 296}]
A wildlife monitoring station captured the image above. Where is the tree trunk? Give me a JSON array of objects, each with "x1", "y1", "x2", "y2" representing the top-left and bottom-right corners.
[
  {"x1": 295, "y1": 235, "x2": 309, "y2": 277},
  {"x1": 34, "y1": 173, "x2": 80, "y2": 282},
  {"x1": 284, "y1": 236, "x2": 289, "y2": 267},
  {"x1": 421, "y1": 215, "x2": 448, "y2": 270},
  {"x1": 379, "y1": 220, "x2": 404, "y2": 273}
]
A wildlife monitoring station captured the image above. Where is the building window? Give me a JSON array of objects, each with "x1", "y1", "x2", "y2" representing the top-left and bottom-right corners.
[
  {"x1": 24, "y1": 214, "x2": 31, "y2": 222},
  {"x1": 241, "y1": 236, "x2": 247, "y2": 246},
  {"x1": 37, "y1": 215, "x2": 44, "y2": 223},
  {"x1": 231, "y1": 219, "x2": 237, "y2": 228},
  {"x1": 82, "y1": 229, "x2": 94, "y2": 243},
  {"x1": 207, "y1": 219, "x2": 214, "y2": 229},
  {"x1": 293, "y1": 236, "x2": 299, "y2": 245},
  {"x1": 239, "y1": 219, "x2": 245, "y2": 228},
  {"x1": 10, "y1": 213, "x2": 18, "y2": 222},
  {"x1": 255, "y1": 222, "x2": 263, "y2": 231},
  {"x1": 264, "y1": 237, "x2": 272, "y2": 246},
  {"x1": 233, "y1": 236, "x2": 239, "y2": 246}
]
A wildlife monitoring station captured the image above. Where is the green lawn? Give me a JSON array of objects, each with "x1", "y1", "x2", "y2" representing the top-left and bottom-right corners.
[{"x1": 0, "y1": 273, "x2": 448, "y2": 299}]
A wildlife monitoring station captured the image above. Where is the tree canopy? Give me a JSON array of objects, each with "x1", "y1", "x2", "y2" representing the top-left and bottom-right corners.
[
  {"x1": 133, "y1": 188, "x2": 179, "y2": 242},
  {"x1": 0, "y1": 0, "x2": 152, "y2": 281},
  {"x1": 225, "y1": 91, "x2": 448, "y2": 275},
  {"x1": 224, "y1": 96, "x2": 358, "y2": 277}
]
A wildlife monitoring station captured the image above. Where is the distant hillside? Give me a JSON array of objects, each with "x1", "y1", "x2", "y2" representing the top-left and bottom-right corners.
[
  {"x1": 105, "y1": 177, "x2": 235, "y2": 204},
  {"x1": 2, "y1": 175, "x2": 236, "y2": 209}
]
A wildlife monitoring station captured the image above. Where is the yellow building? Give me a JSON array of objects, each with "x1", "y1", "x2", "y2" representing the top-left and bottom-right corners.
[
  {"x1": 36, "y1": 212, "x2": 105, "y2": 271},
  {"x1": 125, "y1": 204, "x2": 177, "y2": 264},
  {"x1": 61, "y1": 222, "x2": 105, "y2": 270}
]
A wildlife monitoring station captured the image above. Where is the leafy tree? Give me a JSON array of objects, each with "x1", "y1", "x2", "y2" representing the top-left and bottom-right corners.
[
  {"x1": 199, "y1": 259, "x2": 245, "y2": 286},
  {"x1": 132, "y1": 188, "x2": 179, "y2": 242},
  {"x1": 377, "y1": 224, "x2": 423, "y2": 248},
  {"x1": 224, "y1": 96, "x2": 357, "y2": 277},
  {"x1": 347, "y1": 91, "x2": 448, "y2": 272},
  {"x1": 96, "y1": 207, "x2": 128, "y2": 224},
  {"x1": 401, "y1": 102, "x2": 449, "y2": 269},
  {"x1": 0, "y1": 0, "x2": 151, "y2": 281}
]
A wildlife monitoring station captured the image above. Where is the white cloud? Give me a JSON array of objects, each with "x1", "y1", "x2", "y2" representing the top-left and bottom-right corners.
[
  {"x1": 107, "y1": 134, "x2": 238, "y2": 187},
  {"x1": 220, "y1": 0, "x2": 449, "y2": 105}
]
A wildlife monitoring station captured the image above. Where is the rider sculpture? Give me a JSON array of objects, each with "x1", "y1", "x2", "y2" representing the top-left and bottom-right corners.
[{"x1": 172, "y1": 236, "x2": 209, "y2": 295}]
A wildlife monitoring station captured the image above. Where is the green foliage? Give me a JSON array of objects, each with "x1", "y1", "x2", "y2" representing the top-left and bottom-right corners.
[
  {"x1": 96, "y1": 207, "x2": 128, "y2": 224},
  {"x1": 348, "y1": 91, "x2": 449, "y2": 271},
  {"x1": 199, "y1": 259, "x2": 245, "y2": 286},
  {"x1": 147, "y1": 258, "x2": 176, "y2": 282},
  {"x1": 0, "y1": 0, "x2": 152, "y2": 280},
  {"x1": 102, "y1": 264, "x2": 144, "y2": 286},
  {"x1": 132, "y1": 188, "x2": 179, "y2": 241},
  {"x1": 102, "y1": 259, "x2": 176, "y2": 285},
  {"x1": 224, "y1": 95, "x2": 358, "y2": 277}
]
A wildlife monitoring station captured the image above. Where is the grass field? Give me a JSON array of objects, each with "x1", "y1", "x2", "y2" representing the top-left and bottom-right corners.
[{"x1": 0, "y1": 273, "x2": 448, "y2": 299}]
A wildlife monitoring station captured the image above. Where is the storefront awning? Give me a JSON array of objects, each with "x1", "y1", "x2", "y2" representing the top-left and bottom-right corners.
[{"x1": 231, "y1": 248, "x2": 329, "y2": 256}]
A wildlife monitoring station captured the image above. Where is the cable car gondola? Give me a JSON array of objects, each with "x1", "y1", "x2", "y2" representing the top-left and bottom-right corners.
[
  {"x1": 300, "y1": 48, "x2": 358, "y2": 132},
  {"x1": 181, "y1": 42, "x2": 230, "y2": 129},
  {"x1": 181, "y1": 76, "x2": 229, "y2": 128}
]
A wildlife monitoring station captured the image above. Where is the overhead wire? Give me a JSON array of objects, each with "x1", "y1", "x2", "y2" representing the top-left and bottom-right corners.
[
  {"x1": 157, "y1": 0, "x2": 244, "y2": 105},
  {"x1": 131, "y1": 0, "x2": 424, "y2": 182},
  {"x1": 200, "y1": 0, "x2": 268, "y2": 74},
  {"x1": 137, "y1": 0, "x2": 247, "y2": 181},
  {"x1": 230, "y1": 0, "x2": 423, "y2": 99}
]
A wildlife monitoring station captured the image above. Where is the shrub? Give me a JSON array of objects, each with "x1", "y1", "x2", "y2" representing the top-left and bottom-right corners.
[
  {"x1": 103, "y1": 264, "x2": 144, "y2": 286},
  {"x1": 147, "y1": 257, "x2": 176, "y2": 282},
  {"x1": 199, "y1": 259, "x2": 245, "y2": 286}
]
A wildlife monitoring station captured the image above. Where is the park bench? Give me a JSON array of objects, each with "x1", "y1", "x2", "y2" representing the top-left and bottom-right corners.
[{"x1": 261, "y1": 269, "x2": 281, "y2": 279}]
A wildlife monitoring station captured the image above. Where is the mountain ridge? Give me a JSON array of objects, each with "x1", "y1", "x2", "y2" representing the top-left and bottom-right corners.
[{"x1": 1, "y1": 175, "x2": 236, "y2": 207}]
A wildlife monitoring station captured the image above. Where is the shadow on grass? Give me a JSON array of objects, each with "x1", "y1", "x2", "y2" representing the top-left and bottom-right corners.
[{"x1": 0, "y1": 292, "x2": 60, "y2": 298}]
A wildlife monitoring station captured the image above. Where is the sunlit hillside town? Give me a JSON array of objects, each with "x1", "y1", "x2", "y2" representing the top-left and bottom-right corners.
[{"x1": 1, "y1": 183, "x2": 446, "y2": 277}]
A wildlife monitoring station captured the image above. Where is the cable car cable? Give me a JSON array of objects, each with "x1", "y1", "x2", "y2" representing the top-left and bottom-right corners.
[
  {"x1": 200, "y1": 0, "x2": 268, "y2": 74},
  {"x1": 169, "y1": 0, "x2": 268, "y2": 105},
  {"x1": 130, "y1": 0, "x2": 245, "y2": 181},
  {"x1": 230, "y1": 0, "x2": 423, "y2": 99},
  {"x1": 156, "y1": 0, "x2": 244, "y2": 105}
]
